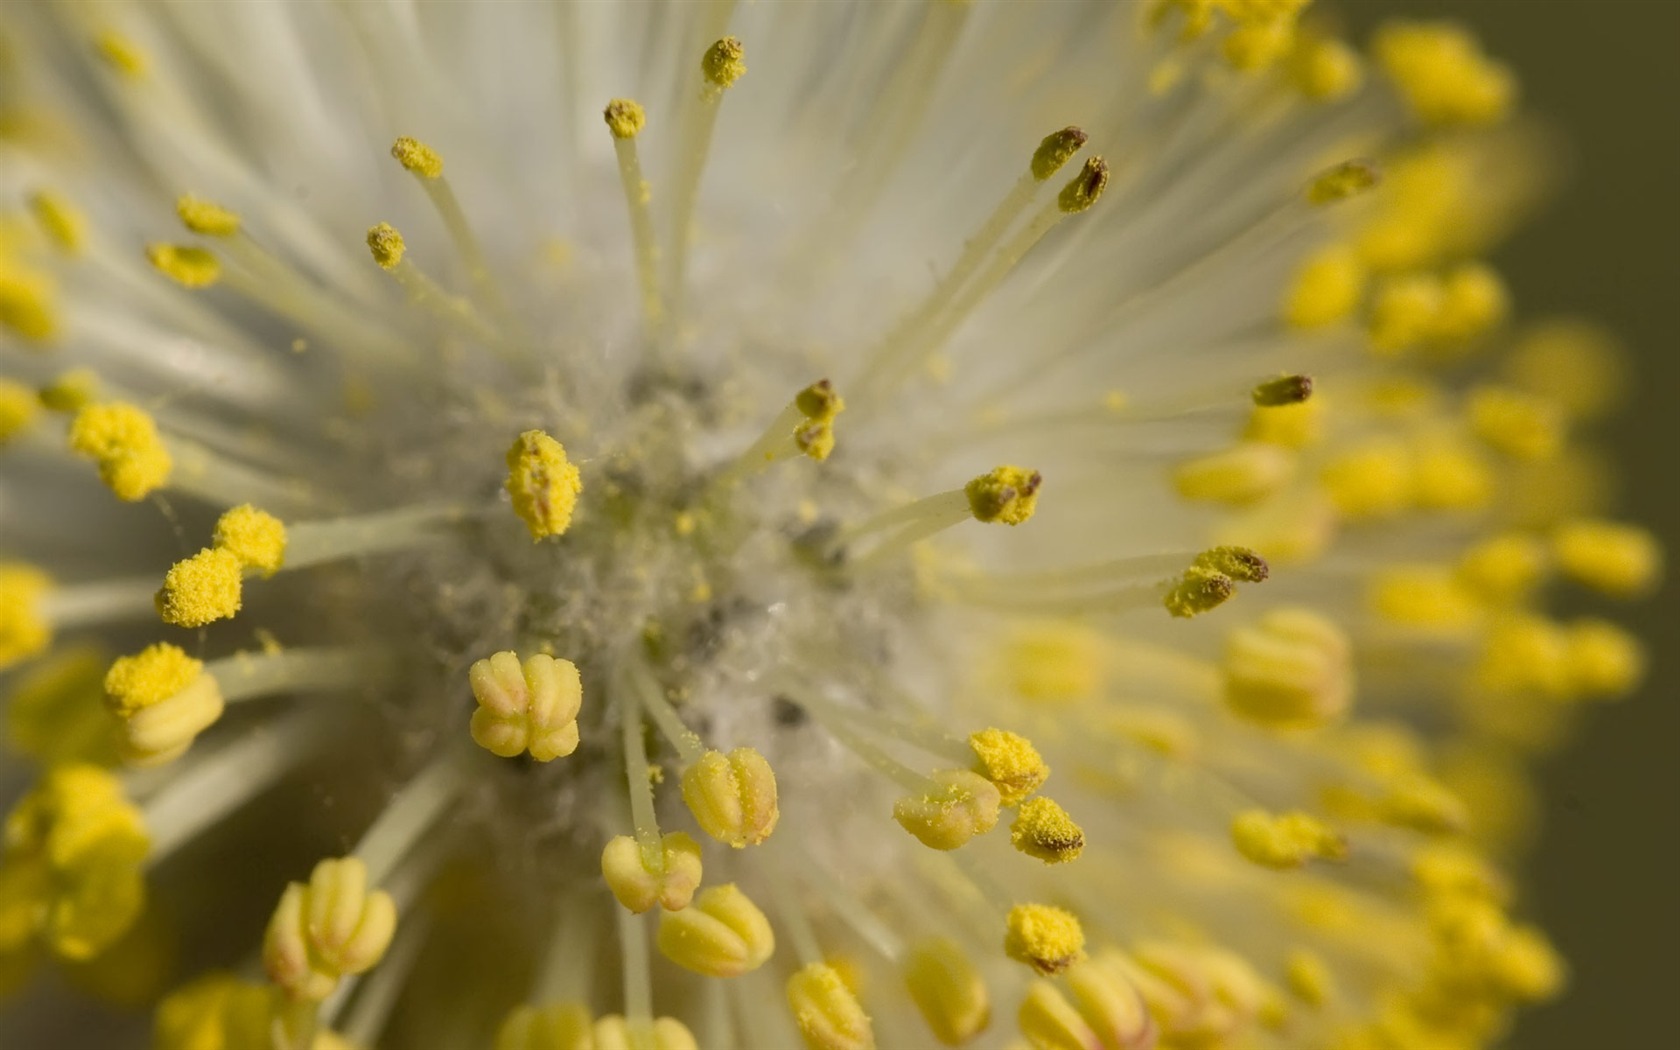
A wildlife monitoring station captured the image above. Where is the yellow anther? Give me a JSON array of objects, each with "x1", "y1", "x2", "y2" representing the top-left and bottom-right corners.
[
  {"x1": 681, "y1": 746, "x2": 779, "y2": 847},
  {"x1": 1018, "y1": 955, "x2": 1154, "y2": 1050},
  {"x1": 601, "y1": 831, "x2": 702, "y2": 913},
  {"x1": 1319, "y1": 438, "x2": 1412, "y2": 519},
  {"x1": 594, "y1": 1015, "x2": 699, "y2": 1050},
  {"x1": 5, "y1": 645, "x2": 121, "y2": 767},
  {"x1": 1287, "y1": 34, "x2": 1362, "y2": 101},
  {"x1": 1222, "y1": 18, "x2": 1294, "y2": 72},
  {"x1": 93, "y1": 29, "x2": 149, "y2": 78},
  {"x1": 505, "y1": 429, "x2": 583, "y2": 541},
  {"x1": 1106, "y1": 708, "x2": 1199, "y2": 759},
  {"x1": 103, "y1": 642, "x2": 224, "y2": 766},
  {"x1": 1409, "y1": 434, "x2": 1492, "y2": 510},
  {"x1": 1366, "y1": 272, "x2": 1443, "y2": 354},
  {"x1": 1374, "y1": 774, "x2": 1468, "y2": 835},
  {"x1": 1163, "y1": 567, "x2": 1235, "y2": 619},
  {"x1": 1251, "y1": 374, "x2": 1313, "y2": 408},
  {"x1": 1412, "y1": 843, "x2": 1510, "y2": 905},
  {"x1": 1306, "y1": 159, "x2": 1380, "y2": 205},
  {"x1": 468, "y1": 651, "x2": 583, "y2": 762},
  {"x1": 39, "y1": 368, "x2": 99, "y2": 413},
  {"x1": 964, "y1": 465, "x2": 1042, "y2": 525},
  {"x1": 1000, "y1": 621, "x2": 1107, "y2": 705},
  {"x1": 175, "y1": 195, "x2": 241, "y2": 237},
  {"x1": 604, "y1": 99, "x2": 647, "y2": 140},
  {"x1": 494, "y1": 1002, "x2": 594, "y2": 1050},
  {"x1": 1426, "y1": 897, "x2": 1564, "y2": 1002},
  {"x1": 0, "y1": 764, "x2": 149, "y2": 961},
  {"x1": 1005, "y1": 903, "x2": 1085, "y2": 976},
  {"x1": 1057, "y1": 157, "x2": 1109, "y2": 214},
  {"x1": 1374, "y1": 20, "x2": 1515, "y2": 127},
  {"x1": 1284, "y1": 243, "x2": 1364, "y2": 329},
  {"x1": 1010, "y1": 797, "x2": 1084, "y2": 864},
  {"x1": 1245, "y1": 395, "x2": 1322, "y2": 449},
  {"x1": 1222, "y1": 607, "x2": 1353, "y2": 729},
  {"x1": 28, "y1": 190, "x2": 87, "y2": 255},
  {"x1": 1457, "y1": 533, "x2": 1548, "y2": 604},
  {"x1": 0, "y1": 263, "x2": 61, "y2": 341},
  {"x1": 904, "y1": 938, "x2": 990, "y2": 1046},
  {"x1": 1031, "y1": 126, "x2": 1089, "y2": 182},
  {"x1": 146, "y1": 244, "x2": 221, "y2": 288},
  {"x1": 262, "y1": 856, "x2": 397, "y2": 1001},
  {"x1": 794, "y1": 379, "x2": 846, "y2": 462},
  {"x1": 1474, "y1": 614, "x2": 1572, "y2": 700},
  {"x1": 1194, "y1": 545, "x2": 1270, "y2": 583},
  {"x1": 1564, "y1": 618, "x2": 1645, "y2": 699},
  {"x1": 893, "y1": 769, "x2": 1002, "y2": 851},
  {"x1": 155, "y1": 547, "x2": 244, "y2": 628},
  {"x1": 788, "y1": 962, "x2": 875, "y2": 1050},
  {"x1": 1430, "y1": 261, "x2": 1508, "y2": 343},
  {"x1": 155, "y1": 973, "x2": 335, "y2": 1050},
  {"x1": 0, "y1": 564, "x2": 52, "y2": 670},
  {"x1": 1468, "y1": 385, "x2": 1563, "y2": 460},
  {"x1": 702, "y1": 37, "x2": 747, "y2": 90},
  {"x1": 968, "y1": 727, "x2": 1049, "y2": 805},
  {"x1": 1369, "y1": 567, "x2": 1482, "y2": 634},
  {"x1": 1552, "y1": 519, "x2": 1662, "y2": 598},
  {"x1": 390, "y1": 136, "x2": 444, "y2": 178},
  {"x1": 1503, "y1": 319, "x2": 1626, "y2": 421},
  {"x1": 0, "y1": 379, "x2": 40, "y2": 444},
  {"x1": 366, "y1": 222, "x2": 406, "y2": 270},
  {"x1": 1284, "y1": 949, "x2": 1332, "y2": 1006},
  {"x1": 1230, "y1": 810, "x2": 1346, "y2": 869},
  {"x1": 213, "y1": 504, "x2": 287, "y2": 576},
  {"x1": 656, "y1": 883, "x2": 774, "y2": 977},
  {"x1": 68, "y1": 402, "x2": 173, "y2": 502},
  {"x1": 1173, "y1": 442, "x2": 1293, "y2": 505}
]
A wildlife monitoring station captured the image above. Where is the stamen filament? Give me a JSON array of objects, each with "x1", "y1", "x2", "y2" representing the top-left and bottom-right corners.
[
  {"x1": 413, "y1": 176, "x2": 510, "y2": 321},
  {"x1": 382, "y1": 256, "x2": 499, "y2": 343},
  {"x1": 617, "y1": 907, "x2": 654, "y2": 1028},
  {"x1": 619, "y1": 683, "x2": 666, "y2": 873},
  {"x1": 631, "y1": 668, "x2": 707, "y2": 765},
  {"x1": 606, "y1": 100, "x2": 665, "y2": 334},
  {"x1": 354, "y1": 749, "x2": 473, "y2": 885},
  {"x1": 38, "y1": 576, "x2": 156, "y2": 628},
  {"x1": 775, "y1": 683, "x2": 933, "y2": 794},
  {"x1": 764, "y1": 853, "x2": 824, "y2": 968},
  {"x1": 209, "y1": 647, "x2": 386, "y2": 705},
  {"x1": 336, "y1": 911, "x2": 433, "y2": 1047},
  {"x1": 285, "y1": 504, "x2": 471, "y2": 570},
  {"x1": 666, "y1": 37, "x2": 746, "y2": 330}
]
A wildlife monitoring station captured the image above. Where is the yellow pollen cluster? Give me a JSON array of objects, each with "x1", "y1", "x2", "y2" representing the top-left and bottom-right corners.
[
  {"x1": 27, "y1": 189, "x2": 87, "y2": 255},
  {"x1": 680, "y1": 747, "x2": 780, "y2": 847},
  {"x1": 793, "y1": 379, "x2": 846, "y2": 461},
  {"x1": 213, "y1": 504, "x2": 288, "y2": 576},
  {"x1": 0, "y1": 263, "x2": 60, "y2": 342},
  {"x1": 965, "y1": 465, "x2": 1042, "y2": 525},
  {"x1": 1031, "y1": 126, "x2": 1089, "y2": 182},
  {"x1": 656, "y1": 883, "x2": 774, "y2": 978},
  {"x1": 1286, "y1": 33, "x2": 1362, "y2": 101},
  {"x1": 603, "y1": 99, "x2": 647, "y2": 140},
  {"x1": 505, "y1": 429, "x2": 584, "y2": 540},
  {"x1": 146, "y1": 244, "x2": 221, "y2": 288},
  {"x1": 67, "y1": 401, "x2": 173, "y2": 501},
  {"x1": 1374, "y1": 20, "x2": 1516, "y2": 127},
  {"x1": 390, "y1": 135, "x2": 444, "y2": 178},
  {"x1": 175, "y1": 194, "x2": 241, "y2": 237},
  {"x1": 893, "y1": 769, "x2": 1002, "y2": 851},
  {"x1": 1229, "y1": 809, "x2": 1347, "y2": 869},
  {"x1": 903, "y1": 939, "x2": 990, "y2": 1046},
  {"x1": 968, "y1": 727, "x2": 1049, "y2": 804},
  {"x1": 467, "y1": 651, "x2": 584, "y2": 762},
  {"x1": 1467, "y1": 385, "x2": 1563, "y2": 461},
  {"x1": 1005, "y1": 903, "x2": 1085, "y2": 976},
  {"x1": 262, "y1": 856, "x2": 397, "y2": 1001},
  {"x1": 601, "y1": 831, "x2": 702, "y2": 913},
  {"x1": 1010, "y1": 797, "x2": 1085, "y2": 864},
  {"x1": 1057, "y1": 157, "x2": 1110, "y2": 214},
  {"x1": 702, "y1": 36, "x2": 747, "y2": 90},
  {"x1": 366, "y1": 222, "x2": 406, "y2": 269},
  {"x1": 103, "y1": 642, "x2": 224, "y2": 766},
  {"x1": 154, "y1": 547, "x2": 243, "y2": 629},
  {"x1": 787, "y1": 962, "x2": 875, "y2": 1050}
]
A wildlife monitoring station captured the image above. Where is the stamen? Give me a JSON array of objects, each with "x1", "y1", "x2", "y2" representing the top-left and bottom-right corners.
[
  {"x1": 1010, "y1": 797, "x2": 1085, "y2": 864},
  {"x1": 262, "y1": 855, "x2": 398, "y2": 1001},
  {"x1": 680, "y1": 745, "x2": 780, "y2": 848},
  {"x1": 604, "y1": 100, "x2": 664, "y2": 332},
  {"x1": 0, "y1": 380, "x2": 42, "y2": 443},
  {"x1": 505, "y1": 430, "x2": 583, "y2": 541},
  {"x1": 1230, "y1": 810, "x2": 1347, "y2": 869},
  {"x1": 903, "y1": 938, "x2": 990, "y2": 1046},
  {"x1": 28, "y1": 189, "x2": 88, "y2": 255},
  {"x1": 716, "y1": 380, "x2": 847, "y2": 486},
  {"x1": 365, "y1": 223, "x2": 498, "y2": 343},
  {"x1": 389, "y1": 137, "x2": 507, "y2": 320},
  {"x1": 786, "y1": 962, "x2": 876, "y2": 1050},
  {"x1": 67, "y1": 401, "x2": 173, "y2": 501},
  {"x1": 665, "y1": 38, "x2": 747, "y2": 329},
  {"x1": 656, "y1": 883, "x2": 776, "y2": 978},
  {"x1": 467, "y1": 651, "x2": 583, "y2": 762},
  {"x1": 835, "y1": 465, "x2": 1042, "y2": 571},
  {"x1": 1004, "y1": 903, "x2": 1086, "y2": 976},
  {"x1": 36, "y1": 575, "x2": 159, "y2": 630}
]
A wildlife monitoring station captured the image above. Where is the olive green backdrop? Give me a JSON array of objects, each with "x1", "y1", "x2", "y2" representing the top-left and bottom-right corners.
[{"x1": 1342, "y1": 2, "x2": 1680, "y2": 1047}]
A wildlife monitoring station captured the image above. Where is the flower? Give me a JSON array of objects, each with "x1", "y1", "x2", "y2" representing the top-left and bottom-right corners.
[{"x1": 0, "y1": 2, "x2": 1660, "y2": 1048}]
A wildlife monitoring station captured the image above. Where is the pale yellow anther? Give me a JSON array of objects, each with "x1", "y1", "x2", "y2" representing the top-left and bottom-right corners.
[
  {"x1": 965, "y1": 466, "x2": 1042, "y2": 525},
  {"x1": 1457, "y1": 533, "x2": 1548, "y2": 604},
  {"x1": 39, "y1": 368, "x2": 99, "y2": 413},
  {"x1": 1287, "y1": 35, "x2": 1363, "y2": 101},
  {"x1": 1283, "y1": 243, "x2": 1364, "y2": 329},
  {"x1": 681, "y1": 746, "x2": 779, "y2": 847},
  {"x1": 5, "y1": 645, "x2": 121, "y2": 767},
  {"x1": 1369, "y1": 567, "x2": 1482, "y2": 634},
  {"x1": 1474, "y1": 614, "x2": 1572, "y2": 700},
  {"x1": 794, "y1": 380, "x2": 846, "y2": 462},
  {"x1": 1193, "y1": 546, "x2": 1270, "y2": 583},
  {"x1": 593, "y1": 1015, "x2": 700, "y2": 1050},
  {"x1": 1222, "y1": 607, "x2": 1353, "y2": 729},
  {"x1": 1552, "y1": 519, "x2": 1662, "y2": 598},
  {"x1": 28, "y1": 190, "x2": 88, "y2": 255},
  {"x1": 68, "y1": 402, "x2": 173, "y2": 502},
  {"x1": 390, "y1": 136, "x2": 443, "y2": 178},
  {"x1": 154, "y1": 973, "x2": 283, "y2": 1050},
  {"x1": 155, "y1": 547, "x2": 244, "y2": 628},
  {"x1": 1319, "y1": 438, "x2": 1413, "y2": 519},
  {"x1": 968, "y1": 727, "x2": 1049, "y2": 805},
  {"x1": 93, "y1": 29, "x2": 149, "y2": 79},
  {"x1": 505, "y1": 429, "x2": 583, "y2": 541},
  {"x1": 1162, "y1": 567, "x2": 1235, "y2": 619},
  {"x1": 1412, "y1": 843, "x2": 1510, "y2": 905},
  {"x1": 1430, "y1": 261, "x2": 1508, "y2": 343},
  {"x1": 1374, "y1": 774, "x2": 1468, "y2": 835},
  {"x1": 1306, "y1": 159, "x2": 1380, "y2": 205},
  {"x1": 468, "y1": 651, "x2": 583, "y2": 761},
  {"x1": 1284, "y1": 949, "x2": 1333, "y2": 1006},
  {"x1": 656, "y1": 883, "x2": 774, "y2": 977},
  {"x1": 0, "y1": 564, "x2": 51, "y2": 671},
  {"x1": 604, "y1": 99, "x2": 647, "y2": 140},
  {"x1": 1031, "y1": 127, "x2": 1089, "y2": 182},
  {"x1": 1005, "y1": 903, "x2": 1085, "y2": 975},
  {"x1": 893, "y1": 769, "x2": 1002, "y2": 851},
  {"x1": 366, "y1": 222, "x2": 406, "y2": 270},
  {"x1": 1468, "y1": 385, "x2": 1563, "y2": 460},
  {"x1": 1374, "y1": 20, "x2": 1515, "y2": 127},
  {"x1": 0, "y1": 264, "x2": 60, "y2": 342},
  {"x1": 103, "y1": 642, "x2": 224, "y2": 766},
  {"x1": 494, "y1": 1002, "x2": 594, "y2": 1050},
  {"x1": 212, "y1": 504, "x2": 287, "y2": 576},
  {"x1": 601, "y1": 831, "x2": 702, "y2": 913},
  {"x1": 1010, "y1": 797, "x2": 1084, "y2": 864},
  {"x1": 175, "y1": 195, "x2": 241, "y2": 237},
  {"x1": 262, "y1": 856, "x2": 397, "y2": 1001},
  {"x1": 1018, "y1": 954, "x2": 1154, "y2": 1050},
  {"x1": 1243, "y1": 396, "x2": 1324, "y2": 449},
  {"x1": 0, "y1": 763, "x2": 149, "y2": 961},
  {"x1": 0, "y1": 379, "x2": 40, "y2": 444},
  {"x1": 1057, "y1": 157, "x2": 1109, "y2": 214},
  {"x1": 1366, "y1": 273, "x2": 1443, "y2": 355},
  {"x1": 1230, "y1": 810, "x2": 1346, "y2": 869},
  {"x1": 788, "y1": 962, "x2": 875, "y2": 1050},
  {"x1": 146, "y1": 244, "x2": 221, "y2": 288},
  {"x1": 1173, "y1": 442, "x2": 1294, "y2": 505},
  {"x1": 702, "y1": 37, "x2": 747, "y2": 90},
  {"x1": 1503, "y1": 319, "x2": 1626, "y2": 421},
  {"x1": 1409, "y1": 434, "x2": 1493, "y2": 511},
  {"x1": 1251, "y1": 374, "x2": 1313, "y2": 408},
  {"x1": 1564, "y1": 619, "x2": 1646, "y2": 699},
  {"x1": 1222, "y1": 18, "x2": 1294, "y2": 72},
  {"x1": 904, "y1": 938, "x2": 990, "y2": 1046}
]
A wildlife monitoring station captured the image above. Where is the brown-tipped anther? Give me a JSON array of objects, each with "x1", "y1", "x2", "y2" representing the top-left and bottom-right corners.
[
  {"x1": 1253, "y1": 374, "x2": 1314, "y2": 406},
  {"x1": 1057, "y1": 157, "x2": 1109, "y2": 214},
  {"x1": 1031, "y1": 126, "x2": 1090, "y2": 182}
]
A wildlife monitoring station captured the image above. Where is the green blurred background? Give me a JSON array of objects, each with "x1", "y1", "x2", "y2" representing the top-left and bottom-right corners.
[{"x1": 1342, "y1": 2, "x2": 1680, "y2": 1046}]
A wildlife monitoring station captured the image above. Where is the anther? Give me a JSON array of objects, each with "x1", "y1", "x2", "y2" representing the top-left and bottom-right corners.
[
  {"x1": 213, "y1": 505, "x2": 288, "y2": 576},
  {"x1": 602, "y1": 831, "x2": 703, "y2": 913},
  {"x1": 390, "y1": 136, "x2": 444, "y2": 178},
  {"x1": 146, "y1": 244, "x2": 221, "y2": 288},
  {"x1": 656, "y1": 883, "x2": 775, "y2": 977},
  {"x1": 904, "y1": 938, "x2": 990, "y2": 1046},
  {"x1": 67, "y1": 402, "x2": 173, "y2": 501},
  {"x1": 1163, "y1": 568, "x2": 1235, "y2": 619},
  {"x1": 681, "y1": 747, "x2": 780, "y2": 847},
  {"x1": 1005, "y1": 904, "x2": 1086, "y2": 976},
  {"x1": 505, "y1": 430, "x2": 583, "y2": 541},
  {"x1": 1552, "y1": 519, "x2": 1662, "y2": 598},
  {"x1": 893, "y1": 769, "x2": 1002, "y2": 850},
  {"x1": 1057, "y1": 157, "x2": 1110, "y2": 214},
  {"x1": 468, "y1": 651, "x2": 583, "y2": 761},
  {"x1": 0, "y1": 380, "x2": 40, "y2": 445},
  {"x1": 1306, "y1": 159, "x2": 1380, "y2": 205},
  {"x1": 794, "y1": 379, "x2": 846, "y2": 462},
  {"x1": 604, "y1": 99, "x2": 647, "y2": 140},
  {"x1": 702, "y1": 37, "x2": 747, "y2": 91},
  {"x1": 787, "y1": 962, "x2": 876, "y2": 1050},
  {"x1": 1010, "y1": 797, "x2": 1085, "y2": 864},
  {"x1": 968, "y1": 727, "x2": 1049, "y2": 805},
  {"x1": 1222, "y1": 608, "x2": 1353, "y2": 729},
  {"x1": 366, "y1": 223, "x2": 406, "y2": 270},
  {"x1": 1230, "y1": 810, "x2": 1347, "y2": 869},
  {"x1": 155, "y1": 547, "x2": 243, "y2": 628},
  {"x1": 39, "y1": 369, "x2": 99, "y2": 413},
  {"x1": 0, "y1": 564, "x2": 52, "y2": 669},
  {"x1": 28, "y1": 190, "x2": 87, "y2": 255},
  {"x1": 1251, "y1": 374, "x2": 1314, "y2": 407},
  {"x1": 103, "y1": 642, "x2": 224, "y2": 766},
  {"x1": 262, "y1": 856, "x2": 397, "y2": 1000},
  {"x1": 965, "y1": 466, "x2": 1042, "y2": 525},
  {"x1": 1031, "y1": 127, "x2": 1089, "y2": 182},
  {"x1": 176, "y1": 195, "x2": 241, "y2": 237},
  {"x1": 1193, "y1": 546, "x2": 1270, "y2": 583}
]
